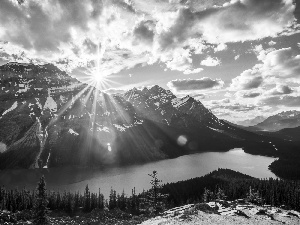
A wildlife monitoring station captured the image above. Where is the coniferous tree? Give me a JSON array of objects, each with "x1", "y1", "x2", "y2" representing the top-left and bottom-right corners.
[
  {"x1": 33, "y1": 176, "x2": 49, "y2": 225},
  {"x1": 84, "y1": 185, "x2": 91, "y2": 212},
  {"x1": 109, "y1": 188, "x2": 117, "y2": 210},
  {"x1": 246, "y1": 186, "x2": 263, "y2": 205},
  {"x1": 215, "y1": 187, "x2": 226, "y2": 201},
  {"x1": 148, "y1": 171, "x2": 167, "y2": 214}
]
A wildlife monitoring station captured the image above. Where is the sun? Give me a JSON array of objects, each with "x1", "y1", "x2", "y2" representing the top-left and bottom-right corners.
[{"x1": 92, "y1": 73, "x2": 106, "y2": 83}]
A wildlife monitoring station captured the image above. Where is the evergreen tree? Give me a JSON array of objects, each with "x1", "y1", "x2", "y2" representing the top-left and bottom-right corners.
[
  {"x1": 246, "y1": 186, "x2": 263, "y2": 205},
  {"x1": 84, "y1": 185, "x2": 91, "y2": 212},
  {"x1": 215, "y1": 187, "x2": 226, "y2": 201},
  {"x1": 109, "y1": 188, "x2": 117, "y2": 210},
  {"x1": 148, "y1": 171, "x2": 167, "y2": 214},
  {"x1": 33, "y1": 176, "x2": 49, "y2": 225}
]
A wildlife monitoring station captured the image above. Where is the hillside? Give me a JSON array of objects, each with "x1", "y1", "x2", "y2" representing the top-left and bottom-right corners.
[
  {"x1": 141, "y1": 202, "x2": 300, "y2": 225},
  {"x1": 254, "y1": 111, "x2": 300, "y2": 131},
  {"x1": 1, "y1": 169, "x2": 300, "y2": 225},
  {"x1": 0, "y1": 62, "x2": 300, "y2": 179}
]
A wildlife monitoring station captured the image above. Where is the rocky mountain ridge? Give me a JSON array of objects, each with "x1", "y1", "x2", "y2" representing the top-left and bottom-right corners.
[
  {"x1": 0, "y1": 62, "x2": 295, "y2": 170},
  {"x1": 254, "y1": 110, "x2": 300, "y2": 131}
]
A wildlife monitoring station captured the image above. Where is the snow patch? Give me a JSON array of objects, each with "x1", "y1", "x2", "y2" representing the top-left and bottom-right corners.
[
  {"x1": 114, "y1": 124, "x2": 126, "y2": 132},
  {"x1": 1, "y1": 101, "x2": 18, "y2": 116},
  {"x1": 172, "y1": 96, "x2": 190, "y2": 108},
  {"x1": 44, "y1": 96, "x2": 57, "y2": 112},
  {"x1": 96, "y1": 126, "x2": 110, "y2": 133},
  {"x1": 68, "y1": 128, "x2": 79, "y2": 136},
  {"x1": 208, "y1": 127, "x2": 223, "y2": 133}
]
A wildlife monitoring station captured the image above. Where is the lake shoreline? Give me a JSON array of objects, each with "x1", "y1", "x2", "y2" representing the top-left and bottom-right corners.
[{"x1": 0, "y1": 148, "x2": 277, "y2": 197}]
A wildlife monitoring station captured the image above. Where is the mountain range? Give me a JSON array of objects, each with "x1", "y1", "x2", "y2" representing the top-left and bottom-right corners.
[
  {"x1": 253, "y1": 110, "x2": 300, "y2": 131},
  {"x1": 0, "y1": 62, "x2": 299, "y2": 178},
  {"x1": 234, "y1": 116, "x2": 266, "y2": 127}
]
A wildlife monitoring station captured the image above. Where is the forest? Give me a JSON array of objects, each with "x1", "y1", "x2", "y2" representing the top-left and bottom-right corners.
[{"x1": 1, "y1": 168, "x2": 300, "y2": 219}]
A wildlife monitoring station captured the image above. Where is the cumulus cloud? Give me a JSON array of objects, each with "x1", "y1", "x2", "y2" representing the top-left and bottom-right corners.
[
  {"x1": 183, "y1": 68, "x2": 203, "y2": 74},
  {"x1": 0, "y1": 0, "x2": 297, "y2": 78},
  {"x1": 241, "y1": 92, "x2": 261, "y2": 98},
  {"x1": 258, "y1": 48, "x2": 300, "y2": 81},
  {"x1": 233, "y1": 47, "x2": 300, "y2": 90},
  {"x1": 205, "y1": 99, "x2": 257, "y2": 112},
  {"x1": 230, "y1": 69, "x2": 263, "y2": 91},
  {"x1": 266, "y1": 84, "x2": 294, "y2": 95},
  {"x1": 133, "y1": 20, "x2": 155, "y2": 45},
  {"x1": 268, "y1": 40, "x2": 276, "y2": 46},
  {"x1": 167, "y1": 77, "x2": 224, "y2": 94},
  {"x1": 200, "y1": 56, "x2": 221, "y2": 67},
  {"x1": 214, "y1": 43, "x2": 227, "y2": 52},
  {"x1": 260, "y1": 95, "x2": 300, "y2": 107},
  {"x1": 230, "y1": 46, "x2": 300, "y2": 111},
  {"x1": 202, "y1": 98, "x2": 275, "y2": 123},
  {"x1": 156, "y1": 0, "x2": 295, "y2": 49}
]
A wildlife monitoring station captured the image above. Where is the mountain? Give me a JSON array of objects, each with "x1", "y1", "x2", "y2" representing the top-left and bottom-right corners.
[
  {"x1": 0, "y1": 62, "x2": 296, "y2": 171},
  {"x1": 234, "y1": 116, "x2": 266, "y2": 127},
  {"x1": 254, "y1": 110, "x2": 300, "y2": 131},
  {"x1": 276, "y1": 126, "x2": 300, "y2": 141}
]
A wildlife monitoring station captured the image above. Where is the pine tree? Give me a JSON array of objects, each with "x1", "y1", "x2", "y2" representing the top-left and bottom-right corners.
[
  {"x1": 215, "y1": 187, "x2": 226, "y2": 201},
  {"x1": 148, "y1": 171, "x2": 167, "y2": 214},
  {"x1": 202, "y1": 188, "x2": 210, "y2": 203},
  {"x1": 246, "y1": 186, "x2": 262, "y2": 205},
  {"x1": 84, "y1": 185, "x2": 91, "y2": 212},
  {"x1": 109, "y1": 188, "x2": 117, "y2": 210},
  {"x1": 33, "y1": 176, "x2": 49, "y2": 225}
]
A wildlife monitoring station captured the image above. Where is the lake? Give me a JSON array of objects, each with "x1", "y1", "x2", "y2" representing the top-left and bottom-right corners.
[{"x1": 0, "y1": 148, "x2": 277, "y2": 197}]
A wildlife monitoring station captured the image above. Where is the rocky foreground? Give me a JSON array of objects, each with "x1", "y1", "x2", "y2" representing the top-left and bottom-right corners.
[
  {"x1": 0, "y1": 208, "x2": 147, "y2": 225},
  {"x1": 1, "y1": 200, "x2": 300, "y2": 225},
  {"x1": 141, "y1": 200, "x2": 300, "y2": 225}
]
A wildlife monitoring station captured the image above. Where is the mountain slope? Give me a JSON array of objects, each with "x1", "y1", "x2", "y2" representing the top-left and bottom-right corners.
[
  {"x1": 235, "y1": 116, "x2": 266, "y2": 127},
  {"x1": 0, "y1": 62, "x2": 297, "y2": 171},
  {"x1": 254, "y1": 110, "x2": 300, "y2": 131}
]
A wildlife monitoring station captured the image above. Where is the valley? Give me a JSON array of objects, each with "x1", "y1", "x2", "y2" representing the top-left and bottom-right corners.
[{"x1": 0, "y1": 62, "x2": 299, "y2": 180}]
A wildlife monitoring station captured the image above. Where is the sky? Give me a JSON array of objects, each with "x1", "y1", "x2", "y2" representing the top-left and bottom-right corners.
[{"x1": 0, "y1": 0, "x2": 300, "y2": 122}]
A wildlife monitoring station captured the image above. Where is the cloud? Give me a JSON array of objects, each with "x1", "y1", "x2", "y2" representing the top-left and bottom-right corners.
[
  {"x1": 234, "y1": 55, "x2": 240, "y2": 60},
  {"x1": 167, "y1": 77, "x2": 224, "y2": 94},
  {"x1": 133, "y1": 20, "x2": 155, "y2": 45},
  {"x1": 0, "y1": 0, "x2": 103, "y2": 52},
  {"x1": 202, "y1": 98, "x2": 275, "y2": 123},
  {"x1": 0, "y1": 0, "x2": 297, "y2": 78},
  {"x1": 234, "y1": 47, "x2": 300, "y2": 88},
  {"x1": 103, "y1": 88, "x2": 127, "y2": 95},
  {"x1": 260, "y1": 95, "x2": 300, "y2": 107},
  {"x1": 229, "y1": 46, "x2": 300, "y2": 109},
  {"x1": 258, "y1": 47, "x2": 300, "y2": 81},
  {"x1": 206, "y1": 99, "x2": 257, "y2": 112},
  {"x1": 214, "y1": 43, "x2": 228, "y2": 52},
  {"x1": 183, "y1": 68, "x2": 203, "y2": 74},
  {"x1": 200, "y1": 56, "x2": 221, "y2": 67},
  {"x1": 157, "y1": 0, "x2": 295, "y2": 49},
  {"x1": 268, "y1": 40, "x2": 276, "y2": 46},
  {"x1": 266, "y1": 84, "x2": 294, "y2": 95},
  {"x1": 241, "y1": 92, "x2": 261, "y2": 98},
  {"x1": 230, "y1": 69, "x2": 263, "y2": 91}
]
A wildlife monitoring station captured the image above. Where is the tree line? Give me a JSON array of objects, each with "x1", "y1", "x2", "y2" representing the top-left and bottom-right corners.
[
  {"x1": 162, "y1": 169, "x2": 300, "y2": 210},
  {"x1": 0, "y1": 169, "x2": 300, "y2": 223}
]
